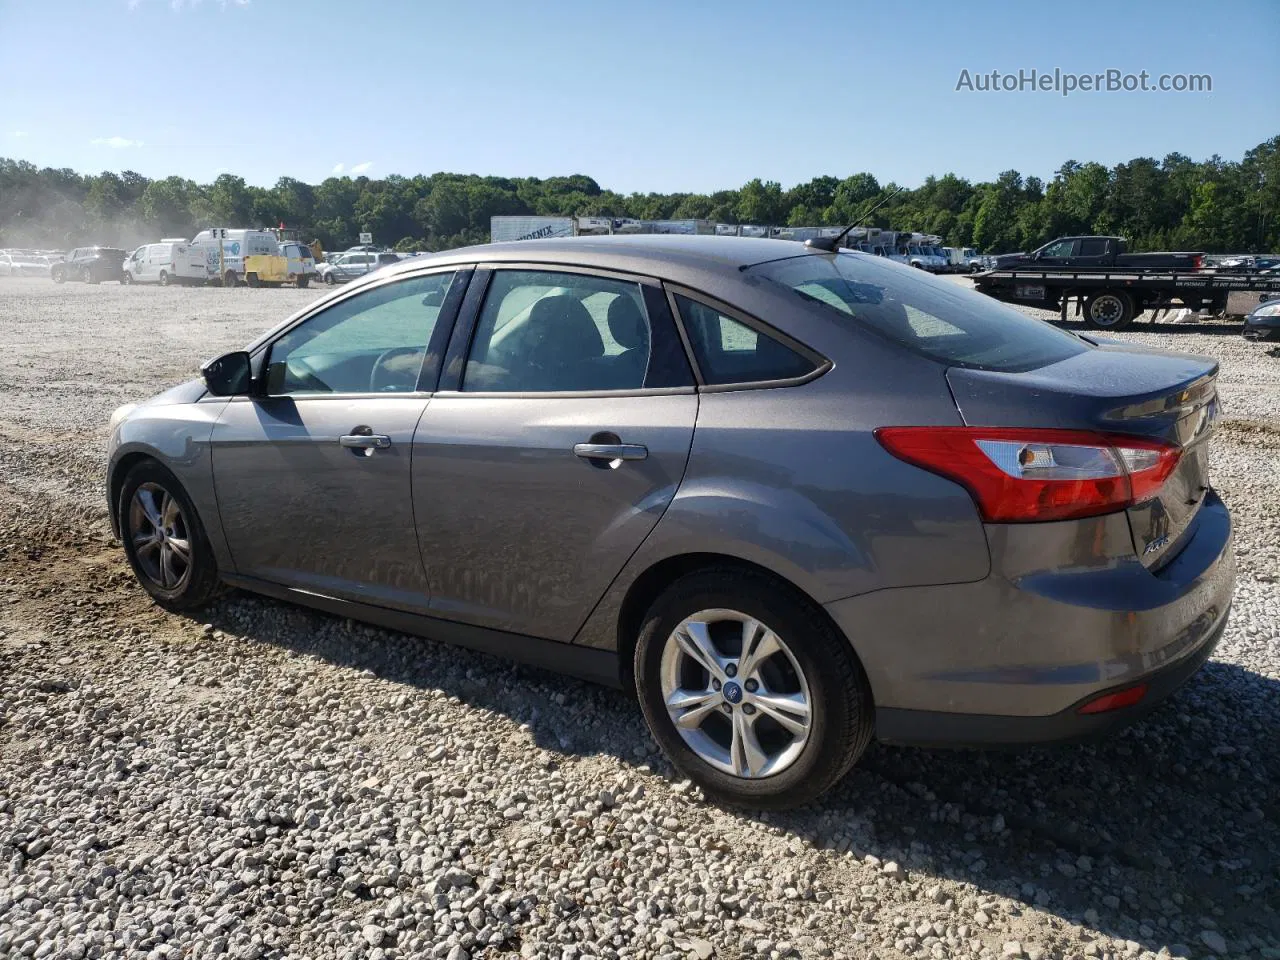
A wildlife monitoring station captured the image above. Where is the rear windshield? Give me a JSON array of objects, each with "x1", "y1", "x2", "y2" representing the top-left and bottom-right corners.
[{"x1": 750, "y1": 253, "x2": 1088, "y2": 372}]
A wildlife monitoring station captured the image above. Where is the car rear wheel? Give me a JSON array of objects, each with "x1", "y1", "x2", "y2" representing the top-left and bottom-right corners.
[
  {"x1": 1084, "y1": 290, "x2": 1135, "y2": 330},
  {"x1": 635, "y1": 568, "x2": 874, "y2": 809},
  {"x1": 297, "y1": 276, "x2": 310, "y2": 288},
  {"x1": 246, "y1": 273, "x2": 260, "y2": 288},
  {"x1": 118, "y1": 461, "x2": 221, "y2": 611},
  {"x1": 224, "y1": 270, "x2": 239, "y2": 288},
  {"x1": 52, "y1": 268, "x2": 65, "y2": 283}
]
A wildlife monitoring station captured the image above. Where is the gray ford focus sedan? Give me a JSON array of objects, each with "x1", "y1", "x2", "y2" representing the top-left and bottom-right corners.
[{"x1": 107, "y1": 236, "x2": 1234, "y2": 808}]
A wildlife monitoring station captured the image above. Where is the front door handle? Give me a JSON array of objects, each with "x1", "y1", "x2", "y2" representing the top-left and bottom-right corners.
[{"x1": 574, "y1": 442, "x2": 648, "y2": 462}]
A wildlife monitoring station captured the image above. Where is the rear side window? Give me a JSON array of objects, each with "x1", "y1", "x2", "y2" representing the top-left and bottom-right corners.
[
  {"x1": 751, "y1": 254, "x2": 1087, "y2": 373},
  {"x1": 464, "y1": 270, "x2": 654, "y2": 392},
  {"x1": 674, "y1": 295, "x2": 818, "y2": 386},
  {"x1": 1079, "y1": 238, "x2": 1109, "y2": 257}
]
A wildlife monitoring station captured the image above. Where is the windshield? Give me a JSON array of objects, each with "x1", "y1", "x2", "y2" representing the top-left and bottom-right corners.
[{"x1": 749, "y1": 253, "x2": 1089, "y2": 372}]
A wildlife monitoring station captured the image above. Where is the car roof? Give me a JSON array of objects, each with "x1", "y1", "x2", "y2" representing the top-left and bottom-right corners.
[{"x1": 378, "y1": 235, "x2": 819, "y2": 283}]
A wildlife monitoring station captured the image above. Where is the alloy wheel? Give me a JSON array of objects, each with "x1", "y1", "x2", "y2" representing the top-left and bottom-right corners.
[
  {"x1": 128, "y1": 482, "x2": 192, "y2": 591},
  {"x1": 660, "y1": 609, "x2": 813, "y2": 779}
]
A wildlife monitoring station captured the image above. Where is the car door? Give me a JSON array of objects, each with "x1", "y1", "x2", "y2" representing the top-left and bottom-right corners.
[
  {"x1": 412, "y1": 265, "x2": 698, "y2": 640},
  {"x1": 125, "y1": 247, "x2": 143, "y2": 281},
  {"x1": 1036, "y1": 238, "x2": 1077, "y2": 268},
  {"x1": 346, "y1": 254, "x2": 372, "y2": 280},
  {"x1": 150, "y1": 244, "x2": 171, "y2": 278},
  {"x1": 1074, "y1": 237, "x2": 1112, "y2": 269},
  {"x1": 210, "y1": 267, "x2": 468, "y2": 611}
]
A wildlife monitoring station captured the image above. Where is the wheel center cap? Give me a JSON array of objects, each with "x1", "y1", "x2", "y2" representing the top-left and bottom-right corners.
[{"x1": 722, "y1": 681, "x2": 743, "y2": 704}]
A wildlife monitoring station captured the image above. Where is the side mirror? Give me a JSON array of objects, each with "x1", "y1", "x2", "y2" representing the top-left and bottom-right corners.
[{"x1": 201, "y1": 350, "x2": 252, "y2": 397}]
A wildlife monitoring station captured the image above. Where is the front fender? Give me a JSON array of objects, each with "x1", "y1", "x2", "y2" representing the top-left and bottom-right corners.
[{"x1": 107, "y1": 397, "x2": 231, "y2": 570}]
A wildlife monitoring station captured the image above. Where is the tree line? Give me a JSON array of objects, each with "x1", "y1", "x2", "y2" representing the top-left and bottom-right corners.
[{"x1": 1, "y1": 135, "x2": 1276, "y2": 255}]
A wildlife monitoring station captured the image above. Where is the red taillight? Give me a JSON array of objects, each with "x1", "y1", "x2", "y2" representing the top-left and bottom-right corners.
[
  {"x1": 1077, "y1": 683, "x2": 1148, "y2": 715},
  {"x1": 875, "y1": 427, "x2": 1181, "y2": 523}
]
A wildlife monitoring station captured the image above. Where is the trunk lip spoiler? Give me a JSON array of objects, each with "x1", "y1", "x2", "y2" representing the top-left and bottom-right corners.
[{"x1": 1102, "y1": 371, "x2": 1218, "y2": 422}]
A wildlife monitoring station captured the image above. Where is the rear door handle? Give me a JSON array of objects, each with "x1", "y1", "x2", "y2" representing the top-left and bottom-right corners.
[
  {"x1": 340, "y1": 433, "x2": 391, "y2": 450},
  {"x1": 574, "y1": 442, "x2": 648, "y2": 462}
]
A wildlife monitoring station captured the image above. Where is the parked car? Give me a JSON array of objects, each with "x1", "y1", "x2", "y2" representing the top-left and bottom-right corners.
[
  {"x1": 52, "y1": 247, "x2": 127, "y2": 284},
  {"x1": 122, "y1": 241, "x2": 188, "y2": 285},
  {"x1": 317, "y1": 251, "x2": 400, "y2": 284},
  {"x1": 993, "y1": 237, "x2": 1203, "y2": 272},
  {"x1": 0, "y1": 252, "x2": 52, "y2": 277},
  {"x1": 1243, "y1": 298, "x2": 1280, "y2": 341},
  {"x1": 107, "y1": 236, "x2": 1234, "y2": 808}
]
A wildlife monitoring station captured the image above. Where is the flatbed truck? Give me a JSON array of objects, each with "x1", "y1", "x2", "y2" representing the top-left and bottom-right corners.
[{"x1": 972, "y1": 265, "x2": 1280, "y2": 329}]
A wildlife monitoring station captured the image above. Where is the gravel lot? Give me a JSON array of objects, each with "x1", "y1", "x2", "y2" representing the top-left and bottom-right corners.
[{"x1": 1, "y1": 276, "x2": 1277, "y2": 960}]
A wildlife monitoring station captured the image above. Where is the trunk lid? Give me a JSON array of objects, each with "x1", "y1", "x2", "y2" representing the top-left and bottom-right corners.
[{"x1": 946, "y1": 343, "x2": 1219, "y2": 568}]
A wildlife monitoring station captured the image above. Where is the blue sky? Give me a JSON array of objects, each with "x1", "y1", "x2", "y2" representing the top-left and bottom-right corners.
[{"x1": 1, "y1": 0, "x2": 1276, "y2": 193}]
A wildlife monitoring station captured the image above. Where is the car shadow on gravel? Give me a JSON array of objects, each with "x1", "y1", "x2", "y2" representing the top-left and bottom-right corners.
[{"x1": 188, "y1": 593, "x2": 1279, "y2": 956}]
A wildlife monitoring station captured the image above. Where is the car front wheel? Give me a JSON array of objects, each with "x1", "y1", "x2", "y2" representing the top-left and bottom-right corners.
[
  {"x1": 635, "y1": 568, "x2": 874, "y2": 809},
  {"x1": 118, "y1": 461, "x2": 221, "y2": 611}
]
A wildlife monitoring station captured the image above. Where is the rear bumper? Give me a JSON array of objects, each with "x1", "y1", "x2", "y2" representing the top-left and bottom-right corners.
[
  {"x1": 874, "y1": 604, "x2": 1227, "y2": 746},
  {"x1": 825, "y1": 491, "x2": 1234, "y2": 743}
]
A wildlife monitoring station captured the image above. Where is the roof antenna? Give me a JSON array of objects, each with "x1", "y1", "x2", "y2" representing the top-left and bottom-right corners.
[{"x1": 804, "y1": 185, "x2": 906, "y2": 252}]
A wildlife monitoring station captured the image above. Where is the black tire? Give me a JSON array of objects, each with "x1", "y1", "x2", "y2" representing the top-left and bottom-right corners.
[
  {"x1": 324, "y1": 271, "x2": 336, "y2": 285},
  {"x1": 224, "y1": 270, "x2": 238, "y2": 288},
  {"x1": 118, "y1": 460, "x2": 221, "y2": 611},
  {"x1": 82, "y1": 265, "x2": 97, "y2": 284},
  {"x1": 246, "y1": 273, "x2": 260, "y2": 288},
  {"x1": 297, "y1": 276, "x2": 310, "y2": 289},
  {"x1": 52, "y1": 267, "x2": 65, "y2": 283},
  {"x1": 120, "y1": 271, "x2": 133, "y2": 285},
  {"x1": 634, "y1": 567, "x2": 874, "y2": 809},
  {"x1": 158, "y1": 270, "x2": 169, "y2": 287},
  {"x1": 1083, "y1": 290, "x2": 1135, "y2": 330}
]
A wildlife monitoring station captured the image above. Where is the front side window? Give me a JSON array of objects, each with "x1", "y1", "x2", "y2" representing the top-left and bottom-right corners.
[
  {"x1": 1040, "y1": 239, "x2": 1076, "y2": 258},
  {"x1": 266, "y1": 271, "x2": 455, "y2": 395},
  {"x1": 751, "y1": 254, "x2": 1088, "y2": 372},
  {"x1": 464, "y1": 270, "x2": 653, "y2": 392},
  {"x1": 675, "y1": 295, "x2": 817, "y2": 386}
]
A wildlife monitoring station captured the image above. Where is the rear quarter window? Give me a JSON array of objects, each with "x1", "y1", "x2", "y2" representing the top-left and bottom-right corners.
[
  {"x1": 674, "y1": 294, "x2": 819, "y2": 386},
  {"x1": 751, "y1": 254, "x2": 1088, "y2": 373}
]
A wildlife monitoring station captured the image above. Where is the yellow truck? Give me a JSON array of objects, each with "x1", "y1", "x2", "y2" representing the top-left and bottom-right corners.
[{"x1": 243, "y1": 240, "x2": 319, "y2": 288}]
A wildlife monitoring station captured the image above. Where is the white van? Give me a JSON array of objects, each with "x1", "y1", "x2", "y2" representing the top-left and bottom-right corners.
[
  {"x1": 122, "y1": 240, "x2": 188, "y2": 285},
  {"x1": 186, "y1": 228, "x2": 279, "y2": 286}
]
